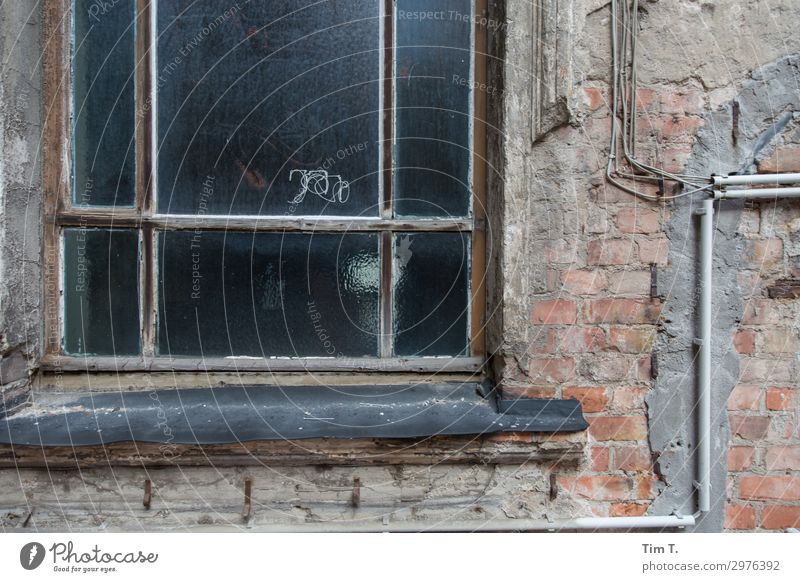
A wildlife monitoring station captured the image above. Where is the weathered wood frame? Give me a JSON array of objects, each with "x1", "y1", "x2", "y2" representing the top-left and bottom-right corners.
[{"x1": 42, "y1": 0, "x2": 488, "y2": 374}]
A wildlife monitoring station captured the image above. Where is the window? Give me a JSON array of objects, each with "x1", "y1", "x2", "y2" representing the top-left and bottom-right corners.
[{"x1": 43, "y1": 0, "x2": 487, "y2": 373}]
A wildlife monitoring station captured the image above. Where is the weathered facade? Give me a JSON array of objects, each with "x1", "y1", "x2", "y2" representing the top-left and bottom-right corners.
[{"x1": 2, "y1": 0, "x2": 800, "y2": 532}]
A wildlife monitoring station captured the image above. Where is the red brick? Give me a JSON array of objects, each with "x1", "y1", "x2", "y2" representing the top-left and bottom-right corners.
[
  {"x1": 501, "y1": 385, "x2": 557, "y2": 399},
  {"x1": 531, "y1": 299, "x2": 577, "y2": 325},
  {"x1": 766, "y1": 446, "x2": 800, "y2": 471},
  {"x1": 742, "y1": 299, "x2": 782, "y2": 325},
  {"x1": 636, "y1": 238, "x2": 669, "y2": 265},
  {"x1": 582, "y1": 354, "x2": 633, "y2": 382},
  {"x1": 529, "y1": 326, "x2": 558, "y2": 353},
  {"x1": 616, "y1": 208, "x2": 662, "y2": 234},
  {"x1": 559, "y1": 327, "x2": 607, "y2": 353},
  {"x1": 591, "y1": 446, "x2": 610, "y2": 471},
  {"x1": 727, "y1": 385, "x2": 761, "y2": 411},
  {"x1": 650, "y1": 115, "x2": 704, "y2": 141},
  {"x1": 583, "y1": 299, "x2": 662, "y2": 324},
  {"x1": 558, "y1": 475, "x2": 632, "y2": 501},
  {"x1": 636, "y1": 356, "x2": 652, "y2": 382},
  {"x1": 634, "y1": 475, "x2": 657, "y2": 500},
  {"x1": 739, "y1": 357, "x2": 794, "y2": 384},
  {"x1": 611, "y1": 386, "x2": 648, "y2": 412},
  {"x1": 733, "y1": 330, "x2": 756, "y2": 354},
  {"x1": 729, "y1": 415, "x2": 771, "y2": 440},
  {"x1": 659, "y1": 87, "x2": 704, "y2": 115},
  {"x1": 587, "y1": 239, "x2": 635, "y2": 265},
  {"x1": 608, "y1": 270, "x2": 651, "y2": 296},
  {"x1": 563, "y1": 387, "x2": 608, "y2": 413},
  {"x1": 740, "y1": 476, "x2": 800, "y2": 501},
  {"x1": 743, "y1": 238, "x2": 783, "y2": 269},
  {"x1": 613, "y1": 446, "x2": 652, "y2": 471},
  {"x1": 757, "y1": 145, "x2": 800, "y2": 174},
  {"x1": 760, "y1": 328, "x2": 800, "y2": 353},
  {"x1": 766, "y1": 387, "x2": 794, "y2": 411},
  {"x1": 610, "y1": 502, "x2": 648, "y2": 517},
  {"x1": 760, "y1": 506, "x2": 800, "y2": 530},
  {"x1": 560, "y1": 270, "x2": 608, "y2": 295},
  {"x1": 725, "y1": 504, "x2": 756, "y2": 530},
  {"x1": 727, "y1": 446, "x2": 755, "y2": 471},
  {"x1": 527, "y1": 357, "x2": 576, "y2": 384},
  {"x1": 582, "y1": 86, "x2": 606, "y2": 111},
  {"x1": 588, "y1": 416, "x2": 648, "y2": 441},
  {"x1": 635, "y1": 87, "x2": 655, "y2": 108},
  {"x1": 608, "y1": 327, "x2": 656, "y2": 353}
]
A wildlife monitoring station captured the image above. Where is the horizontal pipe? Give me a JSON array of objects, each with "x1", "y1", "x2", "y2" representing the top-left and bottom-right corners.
[
  {"x1": 714, "y1": 173, "x2": 800, "y2": 187},
  {"x1": 716, "y1": 187, "x2": 800, "y2": 199},
  {"x1": 205, "y1": 515, "x2": 696, "y2": 533}
]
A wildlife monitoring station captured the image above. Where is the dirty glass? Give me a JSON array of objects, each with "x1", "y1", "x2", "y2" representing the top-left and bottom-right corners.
[
  {"x1": 394, "y1": 0, "x2": 472, "y2": 218},
  {"x1": 63, "y1": 228, "x2": 141, "y2": 355},
  {"x1": 156, "y1": 0, "x2": 381, "y2": 216},
  {"x1": 157, "y1": 231, "x2": 380, "y2": 357},
  {"x1": 393, "y1": 232, "x2": 469, "y2": 356},
  {"x1": 73, "y1": 0, "x2": 137, "y2": 207}
]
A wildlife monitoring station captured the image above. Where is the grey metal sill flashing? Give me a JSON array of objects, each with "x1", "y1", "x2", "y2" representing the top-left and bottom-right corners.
[{"x1": 0, "y1": 382, "x2": 587, "y2": 446}]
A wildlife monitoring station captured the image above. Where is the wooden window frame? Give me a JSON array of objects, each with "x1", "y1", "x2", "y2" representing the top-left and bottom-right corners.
[{"x1": 41, "y1": 0, "x2": 488, "y2": 375}]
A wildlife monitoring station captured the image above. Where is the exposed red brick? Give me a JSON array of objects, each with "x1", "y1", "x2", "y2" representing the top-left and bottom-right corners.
[
  {"x1": 743, "y1": 238, "x2": 783, "y2": 269},
  {"x1": 759, "y1": 328, "x2": 800, "y2": 353},
  {"x1": 529, "y1": 326, "x2": 558, "y2": 353},
  {"x1": 733, "y1": 329, "x2": 756, "y2": 354},
  {"x1": 582, "y1": 354, "x2": 633, "y2": 382},
  {"x1": 635, "y1": 87, "x2": 656, "y2": 108},
  {"x1": 727, "y1": 446, "x2": 755, "y2": 471},
  {"x1": 583, "y1": 86, "x2": 606, "y2": 111},
  {"x1": 527, "y1": 357, "x2": 577, "y2": 384},
  {"x1": 739, "y1": 357, "x2": 794, "y2": 383},
  {"x1": 766, "y1": 387, "x2": 794, "y2": 411},
  {"x1": 611, "y1": 386, "x2": 648, "y2": 412},
  {"x1": 608, "y1": 327, "x2": 656, "y2": 353},
  {"x1": 531, "y1": 299, "x2": 578, "y2": 325},
  {"x1": 766, "y1": 446, "x2": 800, "y2": 471},
  {"x1": 757, "y1": 144, "x2": 800, "y2": 174},
  {"x1": 760, "y1": 506, "x2": 800, "y2": 530},
  {"x1": 727, "y1": 385, "x2": 761, "y2": 411},
  {"x1": 659, "y1": 87, "x2": 705, "y2": 115},
  {"x1": 501, "y1": 385, "x2": 557, "y2": 399},
  {"x1": 742, "y1": 299, "x2": 782, "y2": 325},
  {"x1": 740, "y1": 476, "x2": 800, "y2": 501},
  {"x1": 591, "y1": 446, "x2": 610, "y2": 471},
  {"x1": 587, "y1": 239, "x2": 635, "y2": 266},
  {"x1": 583, "y1": 298, "x2": 662, "y2": 324},
  {"x1": 610, "y1": 502, "x2": 648, "y2": 517},
  {"x1": 635, "y1": 356, "x2": 652, "y2": 382},
  {"x1": 634, "y1": 475, "x2": 657, "y2": 500},
  {"x1": 558, "y1": 475, "x2": 632, "y2": 501},
  {"x1": 588, "y1": 416, "x2": 648, "y2": 441},
  {"x1": 729, "y1": 415, "x2": 771, "y2": 440},
  {"x1": 563, "y1": 387, "x2": 608, "y2": 413},
  {"x1": 608, "y1": 270, "x2": 651, "y2": 296},
  {"x1": 636, "y1": 238, "x2": 669, "y2": 265},
  {"x1": 560, "y1": 269, "x2": 608, "y2": 295},
  {"x1": 725, "y1": 504, "x2": 756, "y2": 530},
  {"x1": 613, "y1": 446, "x2": 652, "y2": 471},
  {"x1": 616, "y1": 208, "x2": 662, "y2": 234},
  {"x1": 559, "y1": 327, "x2": 607, "y2": 353},
  {"x1": 649, "y1": 115, "x2": 704, "y2": 141}
]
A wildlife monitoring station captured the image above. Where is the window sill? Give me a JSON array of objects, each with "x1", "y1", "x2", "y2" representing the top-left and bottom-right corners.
[{"x1": 0, "y1": 383, "x2": 587, "y2": 468}]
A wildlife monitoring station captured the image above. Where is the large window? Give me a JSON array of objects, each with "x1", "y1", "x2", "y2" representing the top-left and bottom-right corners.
[{"x1": 43, "y1": 0, "x2": 487, "y2": 372}]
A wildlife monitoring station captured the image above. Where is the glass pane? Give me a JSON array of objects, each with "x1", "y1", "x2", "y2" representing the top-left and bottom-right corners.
[
  {"x1": 393, "y1": 232, "x2": 469, "y2": 356},
  {"x1": 73, "y1": 0, "x2": 136, "y2": 207},
  {"x1": 157, "y1": 231, "x2": 380, "y2": 357},
  {"x1": 394, "y1": 0, "x2": 472, "y2": 217},
  {"x1": 157, "y1": 1, "x2": 381, "y2": 216},
  {"x1": 63, "y1": 229, "x2": 140, "y2": 355}
]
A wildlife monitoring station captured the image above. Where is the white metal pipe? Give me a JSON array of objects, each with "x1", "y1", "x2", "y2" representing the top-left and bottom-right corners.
[
  {"x1": 229, "y1": 514, "x2": 696, "y2": 533},
  {"x1": 716, "y1": 187, "x2": 800, "y2": 199},
  {"x1": 698, "y1": 197, "x2": 714, "y2": 513},
  {"x1": 713, "y1": 173, "x2": 800, "y2": 187}
]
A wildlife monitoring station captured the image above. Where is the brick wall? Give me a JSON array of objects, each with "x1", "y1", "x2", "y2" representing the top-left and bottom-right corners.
[{"x1": 725, "y1": 134, "x2": 800, "y2": 530}]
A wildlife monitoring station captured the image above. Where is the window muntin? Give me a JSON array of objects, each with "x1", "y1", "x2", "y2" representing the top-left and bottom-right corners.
[{"x1": 50, "y1": 0, "x2": 485, "y2": 369}]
